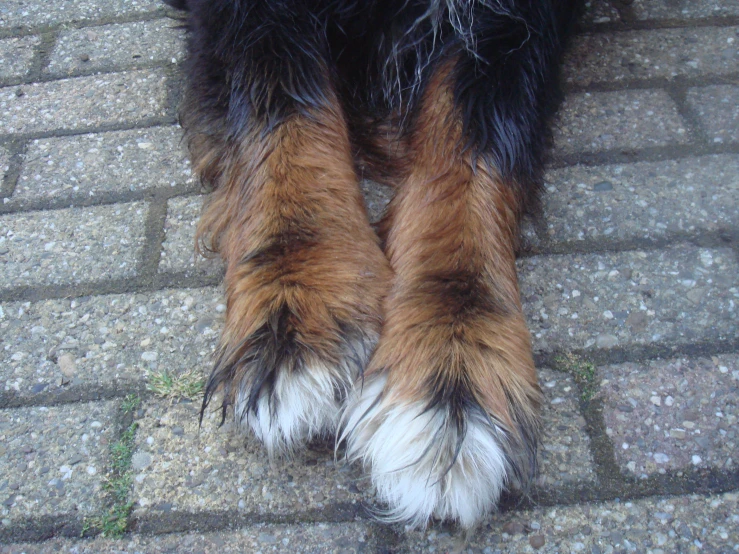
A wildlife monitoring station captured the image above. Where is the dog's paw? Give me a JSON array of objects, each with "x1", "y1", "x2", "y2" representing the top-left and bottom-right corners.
[{"x1": 340, "y1": 303, "x2": 541, "y2": 528}]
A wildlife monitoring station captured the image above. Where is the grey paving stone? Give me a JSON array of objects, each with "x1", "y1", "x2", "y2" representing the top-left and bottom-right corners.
[
  {"x1": 131, "y1": 399, "x2": 369, "y2": 518},
  {"x1": 0, "y1": 36, "x2": 40, "y2": 82},
  {"x1": 0, "y1": 287, "x2": 221, "y2": 400},
  {"x1": 0, "y1": 202, "x2": 147, "y2": 290},
  {"x1": 581, "y1": 0, "x2": 620, "y2": 24},
  {"x1": 0, "y1": 523, "x2": 380, "y2": 553},
  {"x1": 359, "y1": 180, "x2": 392, "y2": 224},
  {"x1": 46, "y1": 19, "x2": 186, "y2": 77},
  {"x1": 537, "y1": 368, "x2": 596, "y2": 488},
  {"x1": 688, "y1": 85, "x2": 739, "y2": 144},
  {"x1": 600, "y1": 354, "x2": 738, "y2": 478},
  {"x1": 564, "y1": 27, "x2": 739, "y2": 88},
  {"x1": 13, "y1": 127, "x2": 193, "y2": 206},
  {"x1": 554, "y1": 90, "x2": 687, "y2": 155},
  {"x1": 543, "y1": 155, "x2": 739, "y2": 245},
  {"x1": 0, "y1": 401, "x2": 116, "y2": 522},
  {"x1": 0, "y1": 0, "x2": 162, "y2": 30},
  {"x1": 519, "y1": 246, "x2": 739, "y2": 354},
  {"x1": 0, "y1": 69, "x2": 169, "y2": 136},
  {"x1": 160, "y1": 196, "x2": 221, "y2": 275},
  {"x1": 632, "y1": 0, "x2": 739, "y2": 19},
  {"x1": 0, "y1": 146, "x2": 9, "y2": 184},
  {"x1": 403, "y1": 492, "x2": 739, "y2": 553}
]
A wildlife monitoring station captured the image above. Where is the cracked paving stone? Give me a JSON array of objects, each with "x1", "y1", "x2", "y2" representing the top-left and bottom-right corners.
[
  {"x1": 554, "y1": 90, "x2": 687, "y2": 155},
  {"x1": 160, "y1": 196, "x2": 222, "y2": 276},
  {"x1": 0, "y1": 522, "x2": 381, "y2": 553},
  {"x1": 0, "y1": 0, "x2": 162, "y2": 29},
  {"x1": 537, "y1": 368, "x2": 596, "y2": 488},
  {"x1": 132, "y1": 399, "x2": 369, "y2": 518},
  {"x1": 0, "y1": 36, "x2": 40, "y2": 82},
  {"x1": 0, "y1": 401, "x2": 116, "y2": 522},
  {"x1": 631, "y1": 0, "x2": 739, "y2": 19},
  {"x1": 46, "y1": 19, "x2": 186, "y2": 77},
  {"x1": 688, "y1": 85, "x2": 739, "y2": 144},
  {"x1": 0, "y1": 69, "x2": 169, "y2": 136},
  {"x1": 13, "y1": 127, "x2": 194, "y2": 206},
  {"x1": 564, "y1": 26, "x2": 739, "y2": 87},
  {"x1": 0, "y1": 202, "x2": 147, "y2": 290},
  {"x1": 543, "y1": 155, "x2": 739, "y2": 246},
  {"x1": 402, "y1": 492, "x2": 739, "y2": 552},
  {"x1": 0, "y1": 287, "x2": 222, "y2": 400},
  {"x1": 600, "y1": 354, "x2": 738, "y2": 477},
  {"x1": 519, "y1": 245, "x2": 739, "y2": 354}
]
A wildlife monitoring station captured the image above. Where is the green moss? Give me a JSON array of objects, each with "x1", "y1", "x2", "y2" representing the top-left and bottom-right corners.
[{"x1": 555, "y1": 352, "x2": 598, "y2": 402}]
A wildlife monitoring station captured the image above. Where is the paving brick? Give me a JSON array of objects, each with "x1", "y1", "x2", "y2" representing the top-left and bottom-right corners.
[
  {"x1": 688, "y1": 85, "x2": 739, "y2": 144},
  {"x1": 0, "y1": 146, "x2": 9, "y2": 185},
  {"x1": 0, "y1": 401, "x2": 117, "y2": 522},
  {"x1": 537, "y1": 368, "x2": 596, "y2": 488},
  {"x1": 632, "y1": 0, "x2": 739, "y2": 20},
  {"x1": 403, "y1": 492, "x2": 739, "y2": 553},
  {"x1": 46, "y1": 19, "x2": 186, "y2": 77},
  {"x1": 600, "y1": 354, "x2": 738, "y2": 478},
  {"x1": 0, "y1": 69, "x2": 169, "y2": 136},
  {"x1": 0, "y1": 202, "x2": 147, "y2": 290},
  {"x1": 554, "y1": 90, "x2": 687, "y2": 155},
  {"x1": 0, "y1": 523, "x2": 381, "y2": 553},
  {"x1": 0, "y1": 0, "x2": 162, "y2": 30},
  {"x1": 581, "y1": 0, "x2": 620, "y2": 24},
  {"x1": 565, "y1": 27, "x2": 739, "y2": 88},
  {"x1": 359, "y1": 180, "x2": 392, "y2": 224},
  {"x1": 0, "y1": 287, "x2": 221, "y2": 401},
  {"x1": 13, "y1": 127, "x2": 193, "y2": 206},
  {"x1": 543, "y1": 155, "x2": 739, "y2": 246},
  {"x1": 131, "y1": 399, "x2": 369, "y2": 518},
  {"x1": 160, "y1": 196, "x2": 221, "y2": 276},
  {"x1": 519, "y1": 246, "x2": 739, "y2": 354},
  {"x1": 0, "y1": 36, "x2": 40, "y2": 82}
]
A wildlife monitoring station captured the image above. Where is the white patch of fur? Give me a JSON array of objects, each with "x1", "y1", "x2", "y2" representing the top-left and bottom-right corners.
[
  {"x1": 341, "y1": 375, "x2": 509, "y2": 529},
  {"x1": 235, "y1": 338, "x2": 373, "y2": 457}
]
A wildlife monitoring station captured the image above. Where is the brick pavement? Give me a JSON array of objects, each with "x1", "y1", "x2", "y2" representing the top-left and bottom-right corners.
[{"x1": 0, "y1": 0, "x2": 737, "y2": 552}]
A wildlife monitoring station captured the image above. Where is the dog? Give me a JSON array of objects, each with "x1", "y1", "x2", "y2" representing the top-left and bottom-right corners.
[{"x1": 165, "y1": 0, "x2": 581, "y2": 529}]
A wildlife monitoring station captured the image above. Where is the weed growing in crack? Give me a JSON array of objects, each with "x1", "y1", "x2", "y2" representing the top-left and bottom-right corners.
[
  {"x1": 555, "y1": 352, "x2": 598, "y2": 402},
  {"x1": 147, "y1": 368, "x2": 205, "y2": 402}
]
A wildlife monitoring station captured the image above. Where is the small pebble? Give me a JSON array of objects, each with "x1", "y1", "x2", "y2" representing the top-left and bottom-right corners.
[
  {"x1": 80, "y1": 53, "x2": 90, "y2": 62},
  {"x1": 529, "y1": 535, "x2": 545, "y2": 549}
]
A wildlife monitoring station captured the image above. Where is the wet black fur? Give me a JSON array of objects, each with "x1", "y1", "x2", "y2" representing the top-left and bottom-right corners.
[{"x1": 168, "y1": 0, "x2": 580, "y2": 483}]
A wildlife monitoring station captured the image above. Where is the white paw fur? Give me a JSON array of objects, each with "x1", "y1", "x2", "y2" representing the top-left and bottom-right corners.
[
  {"x1": 234, "y1": 337, "x2": 374, "y2": 457},
  {"x1": 340, "y1": 375, "x2": 510, "y2": 528}
]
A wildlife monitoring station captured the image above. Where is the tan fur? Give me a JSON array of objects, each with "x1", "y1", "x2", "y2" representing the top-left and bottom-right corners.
[
  {"x1": 370, "y1": 61, "x2": 542, "y2": 436},
  {"x1": 189, "y1": 95, "x2": 391, "y2": 405}
]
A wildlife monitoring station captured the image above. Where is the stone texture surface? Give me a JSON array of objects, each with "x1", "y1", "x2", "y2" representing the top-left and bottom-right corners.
[
  {"x1": 600, "y1": 354, "x2": 738, "y2": 477},
  {"x1": 565, "y1": 27, "x2": 739, "y2": 87},
  {"x1": 0, "y1": 146, "x2": 9, "y2": 185},
  {"x1": 13, "y1": 127, "x2": 193, "y2": 206},
  {"x1": 403, "y1": 492, "x2": 739, "y2": 553},
  {"x1": 0, "y1": 401, "x2": 117, "y2": 521},
  {"x1": 632, "y1": 0, "x2": 739, "y2": 19},
  {"x1": 131, "y1": 399, "x2": 369, "y2": 517},
  {"x1": 0, "y1": 36, "x2": 40, "y2": 82},
  {"x1": 554, "y1": 90, "x2": 687, "y2": 154},
  {"x1": 159, "y1": 195, "x2": 221, "y2": 275},
  {"x1": 519, "y1": 246, "x2": 739, "y2": 354},
  {"x1": 1, "y1": 70, "x2": 169, "y2": 136},
  {"x1": 537, "y1": 368, "x2": 596, "y2": 488},
  {"x1": 688, "y1": 85, "x2": 739, "y2": 144},
  {"x1": 47, "y1": 19, "x2": 186, "y2": 77},
  {"x1": 543, "y1": 155, "x2": 739, "y2": 245},
  {"x1": 359, "y1": 180, "x2": 393, "y2": 224},
  {"x1": 581, "y1": 0, "x2": 620, "y2": 24},
  {"x1": 0, "y1": 288, "x2": 221, "y2": 400},
  {"x1": 0, "y1": 203, "x2": 147, "y2": 290},
  {"x1": 0, "y1": 0, "x2": 162, "y2": 29},
  {"x1": 0, "y1": 523, "x2": 381, "y2": 553}
]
